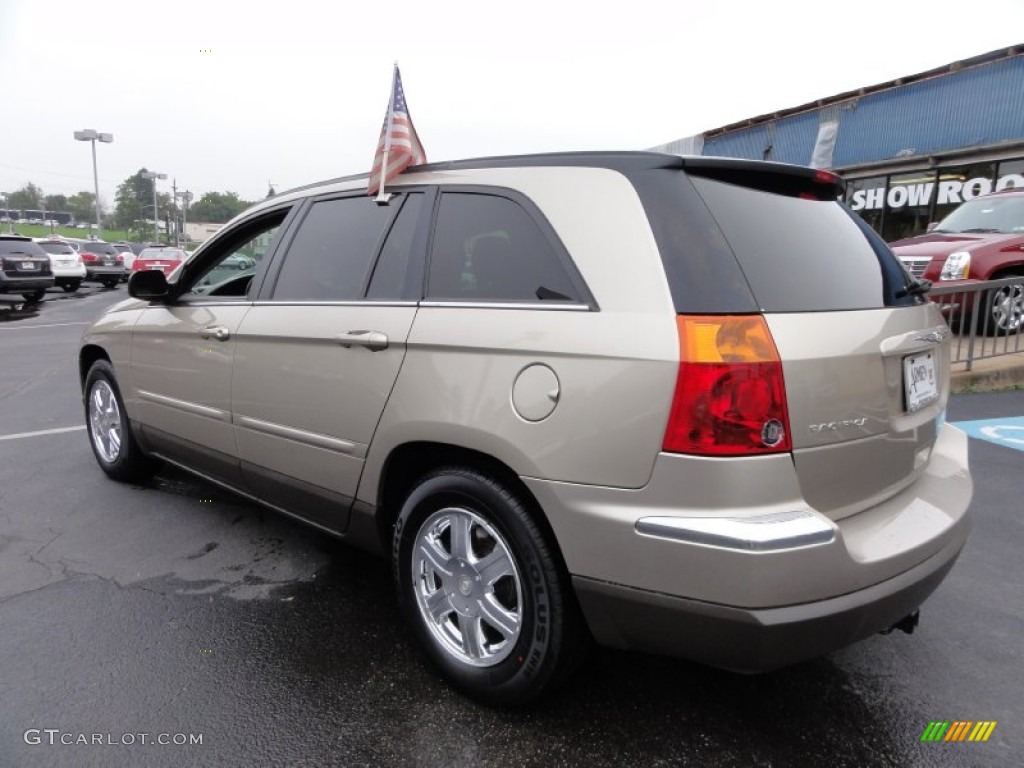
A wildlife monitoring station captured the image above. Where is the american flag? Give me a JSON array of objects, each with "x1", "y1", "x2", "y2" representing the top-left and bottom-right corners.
[{"x1": 368, "y1": 65, "x2": 427, "y2": 196}]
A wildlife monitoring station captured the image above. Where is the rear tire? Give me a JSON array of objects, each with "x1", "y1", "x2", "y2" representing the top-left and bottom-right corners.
[
  {"x1": 393, "y1": 467, "x2": 585, "y2": 705},
  {"x1": 62, "y1": 280, "x2": 81, "y2": 293},
  {"x1": 21, "y1": 288, "x2": 46, "y2": 302},
  {"x1": 101, "y1": 279, "x2": 118, "y2": 290},
  {"x1": 84, "y1": 360, "x2": 159, "y2": 482}
]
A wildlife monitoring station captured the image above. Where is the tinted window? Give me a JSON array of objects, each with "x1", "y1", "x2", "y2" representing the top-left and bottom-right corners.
[
  {"x1": 39, "y1": 242, "x2": 76, "y2": 255},
  {"x1": 0, "y1": 239, "x2": 46, "y2": 256},
  {"x1": 691, "y1": 177, "x2": 915, "y2": 312},
  {"x1": 427, "y1": 193, "x2": 580, "y2": 302},
  {"x1": 272, "y1": 196, "x2": 392, "y2": 301},
  {"x1": 82, "y1": 243, "x2": 118, "y2": 256},
  {"x1": 367, "y1": 193, "x2": 423, "y2": 300}
]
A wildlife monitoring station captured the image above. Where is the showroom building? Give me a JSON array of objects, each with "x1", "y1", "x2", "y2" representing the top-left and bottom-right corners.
[{"x1": 651, "y1": 45, "x2": 1024, "y2": 242}]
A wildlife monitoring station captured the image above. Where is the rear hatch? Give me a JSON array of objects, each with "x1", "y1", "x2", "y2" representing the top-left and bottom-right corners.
[{"x1": 644, "y1": 160, "x2": 947, "y2": 521}]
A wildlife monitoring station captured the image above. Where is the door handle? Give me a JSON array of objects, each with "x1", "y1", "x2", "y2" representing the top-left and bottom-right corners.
[
  {"x1": 200, "y1": 326, "x2": 231, "y2": 342},
  {"x1": 336, "y1": 330, "x2": 389, "y2": 351}
]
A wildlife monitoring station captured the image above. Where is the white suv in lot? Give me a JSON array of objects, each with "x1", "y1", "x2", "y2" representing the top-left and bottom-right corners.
[
  {"x1": 35, "y1": 237, "x2": 87, "y2": 292},
  {"x1": 80, "y1": 152, "x2": 972, "y2": 704}
]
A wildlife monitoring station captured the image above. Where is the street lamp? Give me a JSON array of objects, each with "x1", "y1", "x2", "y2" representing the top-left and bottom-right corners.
[
  {"x1": 141, "y1": 171, "x2": 167, "y2": 242},
  {"x1": 178, "y1": 190, "x2": 193, "y2": 247},
  {"x1": 73, "y1": 129, "x2": 113, "y2": 238}
]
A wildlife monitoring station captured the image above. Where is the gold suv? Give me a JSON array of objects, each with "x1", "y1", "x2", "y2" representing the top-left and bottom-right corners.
[{"x1": 81, "y1": 153, "x2": 972, "y2": 704}]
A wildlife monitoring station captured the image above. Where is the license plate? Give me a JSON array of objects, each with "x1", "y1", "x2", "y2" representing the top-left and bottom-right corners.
[
  {"x1": 21, "y1": 261, "x2": 37, "y2": 270},
  {"x1": 904, "y1": 351, "x2": 938, "y2": 412}
]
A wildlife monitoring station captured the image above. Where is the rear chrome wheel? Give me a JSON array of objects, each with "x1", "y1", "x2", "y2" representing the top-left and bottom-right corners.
[
  {"x1": 412, "y1": 507, "x2": 523, "y2": 667},
  {"x1": 394, "y1": 467, "x2": 585, "y2": 705}
]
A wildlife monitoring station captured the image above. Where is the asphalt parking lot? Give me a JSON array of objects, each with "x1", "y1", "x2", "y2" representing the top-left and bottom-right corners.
[{"x1": 0, "y1": 287, "x2": 1021, "y2": 768}]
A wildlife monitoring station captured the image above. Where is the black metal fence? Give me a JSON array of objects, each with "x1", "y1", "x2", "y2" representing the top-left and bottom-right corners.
[{"x1": 928, "y1": 275, "x2": 1024, "y2": 370}]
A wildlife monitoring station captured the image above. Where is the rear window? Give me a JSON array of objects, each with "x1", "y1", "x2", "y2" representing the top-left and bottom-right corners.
[
  {"x1": 139, "y1": 248, "x2": 184, "y2": 259},
  {"x1": 82, "y1": 243, "x2": 118, "y2": 256},
  {"x1": 39, "y1": 242, "x2": 76, "y2": 255},
  {"x1": 0, "y1": 239, "x2": 46, "y2": 257},
  {"x1": 690, "y1": 176, "x2": 918, "y2": 312}
]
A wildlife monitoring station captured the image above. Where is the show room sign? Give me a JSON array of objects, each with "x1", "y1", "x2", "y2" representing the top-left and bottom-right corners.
[{"x1": 849, "y1": 172, "x2": 1024, "y2": 211}]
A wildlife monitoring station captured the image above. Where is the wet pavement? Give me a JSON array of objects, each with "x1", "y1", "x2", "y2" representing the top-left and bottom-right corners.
[{"x1": 0, "y1": 290, "x2": 1020, "y2": 767}]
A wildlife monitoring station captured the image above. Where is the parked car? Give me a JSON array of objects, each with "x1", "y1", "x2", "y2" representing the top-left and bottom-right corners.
[
  {"x1": 0, "y1": 234, "x2": 55, "y2": 301},
  {"x1": 110, "y1": 242, "x2": 136, "y2": 280},
  {"x1": 130, "y1": 246, "x2": 188, "y2": 276},
  {"x1": 890, "y1": 188, "x2": 1024, "y2": 334},
  {"x1": 79, "y1": 152, "x2": 972, "y2": 705},
  {"x1": 74, "y1": 240, "x2": 124, "y2": 288},
  {"x1": 34, "y1": 237, "x2": 86, "y2": 292}
]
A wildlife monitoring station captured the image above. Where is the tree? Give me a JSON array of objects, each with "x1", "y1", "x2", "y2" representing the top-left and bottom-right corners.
[
  {"x1": 67, "y1": 191, "x2": 99, "y2": 223},
  {"x1": 189, "y1": 191, "x2": 252, "y2": 223},
  {"x1": 44, "y1": 194, "x2": 69, "y2": 212},
  {"x1": 114, "y1": 169, "x2": 161, "y2": 231},
  {"x1": 7, "y1": 183, "x2": 44, "y2": 210}
]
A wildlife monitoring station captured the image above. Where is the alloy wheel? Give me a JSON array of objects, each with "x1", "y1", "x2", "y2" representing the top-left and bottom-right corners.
[{"x1": 88, "y1": 380, "x2": 123, "y2": 463}]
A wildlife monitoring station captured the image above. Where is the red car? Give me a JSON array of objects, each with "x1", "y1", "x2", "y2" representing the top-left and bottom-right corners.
[
  {"x1": 890, "y1": 188, "x2": 1024, "y2": 335},
  {"x1": 131, "y1": 246, "x2": 188, "y2": 277}
]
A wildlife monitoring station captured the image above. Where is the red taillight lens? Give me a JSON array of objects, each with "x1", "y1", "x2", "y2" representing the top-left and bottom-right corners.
[
  {"x1": 116, "y1": 254, "x2": 124, "y2": 263},
  {"x1": 663, "y1": 315, "x2": 792, "y2": 456},
  {"x1": 81, "y1": 252, "x2": 97, "y2": 262}
]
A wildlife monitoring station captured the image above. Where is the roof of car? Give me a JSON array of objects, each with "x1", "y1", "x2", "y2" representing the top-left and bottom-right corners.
[
  {"x1": 271, "y1": 151, "x2": 842, "y2": 203},
  {"x1": 0, "y1": 234, "x2": 31, "y2": 241}
]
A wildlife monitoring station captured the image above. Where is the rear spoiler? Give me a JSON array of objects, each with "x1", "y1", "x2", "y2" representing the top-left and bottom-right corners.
[{"x1": 682, "y1": 157, "x2": 845, "y2": 200}]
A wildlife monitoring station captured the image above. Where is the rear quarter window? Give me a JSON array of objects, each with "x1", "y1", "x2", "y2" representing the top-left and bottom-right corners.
[{"x1": 690, "y1": 176, "x2": 918, "y2": 311}]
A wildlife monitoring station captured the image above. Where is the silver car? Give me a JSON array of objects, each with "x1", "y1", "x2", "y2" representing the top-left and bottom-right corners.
[{"x1": 80, "y1": 153, "x2": 972, "y2": 704}]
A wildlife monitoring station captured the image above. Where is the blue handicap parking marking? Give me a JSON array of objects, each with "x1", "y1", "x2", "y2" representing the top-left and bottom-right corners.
[{"x1": 952, "y1": 416, "x2": 1024, "y2": 453}]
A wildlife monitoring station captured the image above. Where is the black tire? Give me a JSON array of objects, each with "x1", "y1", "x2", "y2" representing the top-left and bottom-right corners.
[
  {"x1": 979, "y1": 278, "x2": 1024, "y2": 336},
  {"x1": 393, "y1": 467, "x2": 585, "y2": 706},
  {"x1": 83, "y1": 360, "x2": 159, "y2": 482},
  {"x1": 62, "y1": 280, "x2": 81, "y2": 293},
  {"x1": 21, "y1": 288, "x2": 46, "y2": 302},
  {"x1": 101, "y1": 279, "x2": 118, "y2": 290}
]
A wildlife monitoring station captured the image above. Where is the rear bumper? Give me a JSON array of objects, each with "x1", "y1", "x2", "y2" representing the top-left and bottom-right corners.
[
  {"x1": 523, "y1": 423, "x2": 972, "y2": 668},
  {"x1": 573, "y1": 531, "x2": 963, "y2": 672},
  {"x1": 0, "y1": 275, "x2": 56, "y2": 292},
  {"x1": 85, "y1": 266, "x2": 123, "y2": 279}
]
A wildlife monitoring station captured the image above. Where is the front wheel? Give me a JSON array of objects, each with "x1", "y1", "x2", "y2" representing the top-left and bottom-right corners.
[
  {"x1": 84, "y1": 360, "x2": 158, "y2": 482},
  {"x1": 393, "y1": 468, "x2": 585, "y2": 705},
  {"x1": 983, "y1": 280, "x2": 1024, "y2": 336}
]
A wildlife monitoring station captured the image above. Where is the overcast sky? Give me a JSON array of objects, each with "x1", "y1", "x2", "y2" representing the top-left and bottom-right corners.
[{"x1": 2, "y1": 0, "x2": 1022, "y2": 209}]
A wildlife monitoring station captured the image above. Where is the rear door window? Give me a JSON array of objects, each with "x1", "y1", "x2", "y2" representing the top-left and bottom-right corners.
[{"x1": 427, "y1": 192, "x2": 584, "y2": 303}]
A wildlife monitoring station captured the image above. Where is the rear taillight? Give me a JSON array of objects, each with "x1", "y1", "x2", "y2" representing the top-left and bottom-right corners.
[
  {"x1": 663, "y1": 315, "x2": 792, "y2": 456},
  {"x1": 116, "y1": 254, "x2": 124, "y2": 263},
  {"x1": 81, "y1": 252, "x2": 97, "y2": 262}
]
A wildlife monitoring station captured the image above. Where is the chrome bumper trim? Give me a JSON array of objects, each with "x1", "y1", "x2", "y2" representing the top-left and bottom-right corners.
[{"x1": 635, "y1": 510, "x2": 836, "y2": 552}]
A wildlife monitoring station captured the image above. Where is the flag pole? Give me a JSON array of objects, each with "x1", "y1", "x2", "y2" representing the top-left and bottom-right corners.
[{"x1": 374, "y1": 61, "x2": 399, "y2": 202}]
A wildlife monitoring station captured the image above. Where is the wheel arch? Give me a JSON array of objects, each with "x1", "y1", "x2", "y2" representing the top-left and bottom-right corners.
[
  {"x1": 371, "y1": 441, "x2": 567, "y2": 574},
  {"x1": 79, "y1": 344, "x2": 111, "y2": 390}
]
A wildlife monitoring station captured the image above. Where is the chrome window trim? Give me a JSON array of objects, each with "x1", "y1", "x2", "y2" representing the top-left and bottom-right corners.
[
  {"x1": 250, "y1": 300, "x2": 418, "y2": 308},
  {"x1": 635, "y1": 510, "x2": 837, "y2": 553},
  {"x1": 419, "y1": 301, "x2": 593, "y2": 311},
  {"x1": 234, "y1": 414, "x2": 366, "y2": 458},
  {"x1": 137, "y1": 390, "x2": 231, "y2": 423}
]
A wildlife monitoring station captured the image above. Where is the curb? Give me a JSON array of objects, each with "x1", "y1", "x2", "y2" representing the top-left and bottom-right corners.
[{"x1": 951, "y1": 357, "x2": 1024, "y2": 393}]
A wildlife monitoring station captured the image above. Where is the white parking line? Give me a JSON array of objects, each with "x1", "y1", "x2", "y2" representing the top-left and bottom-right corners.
[
  {"x1": 0, "y1": 425, "x2": 87, "y2": 441},
  {"x1": 0, "y1": 322, "x2": 90, "y2": 330}
]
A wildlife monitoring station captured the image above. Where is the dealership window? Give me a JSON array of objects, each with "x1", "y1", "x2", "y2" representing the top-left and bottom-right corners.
[
  {"x1": 845, "y1": 176, "x2": 886, "y2": 233},
  {"x1": 881, "y1": 170, "x2": 937, "y2": 242},
  {"x1": 931, "y1": 161, "x2": 998, "y2": 224},
  {"x1": 996, "y1": 159, "x2": 1024, "y2": 190}
]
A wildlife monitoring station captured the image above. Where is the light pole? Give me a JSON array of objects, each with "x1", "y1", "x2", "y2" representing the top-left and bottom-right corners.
[
  {"x1": 179, "y1": 190, "x2": 193, "y2": 248},
  {"x1": 141, "y1": 171, "x2": 167, "y2": 242},
  {"x1": 73, "y1": 129, "x2": 113, "y2": 238}
]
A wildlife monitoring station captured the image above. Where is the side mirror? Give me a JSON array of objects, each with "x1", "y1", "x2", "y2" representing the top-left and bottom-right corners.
[{"x1": 128, "y1": 269, "x2": 169, "y2": 300}]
